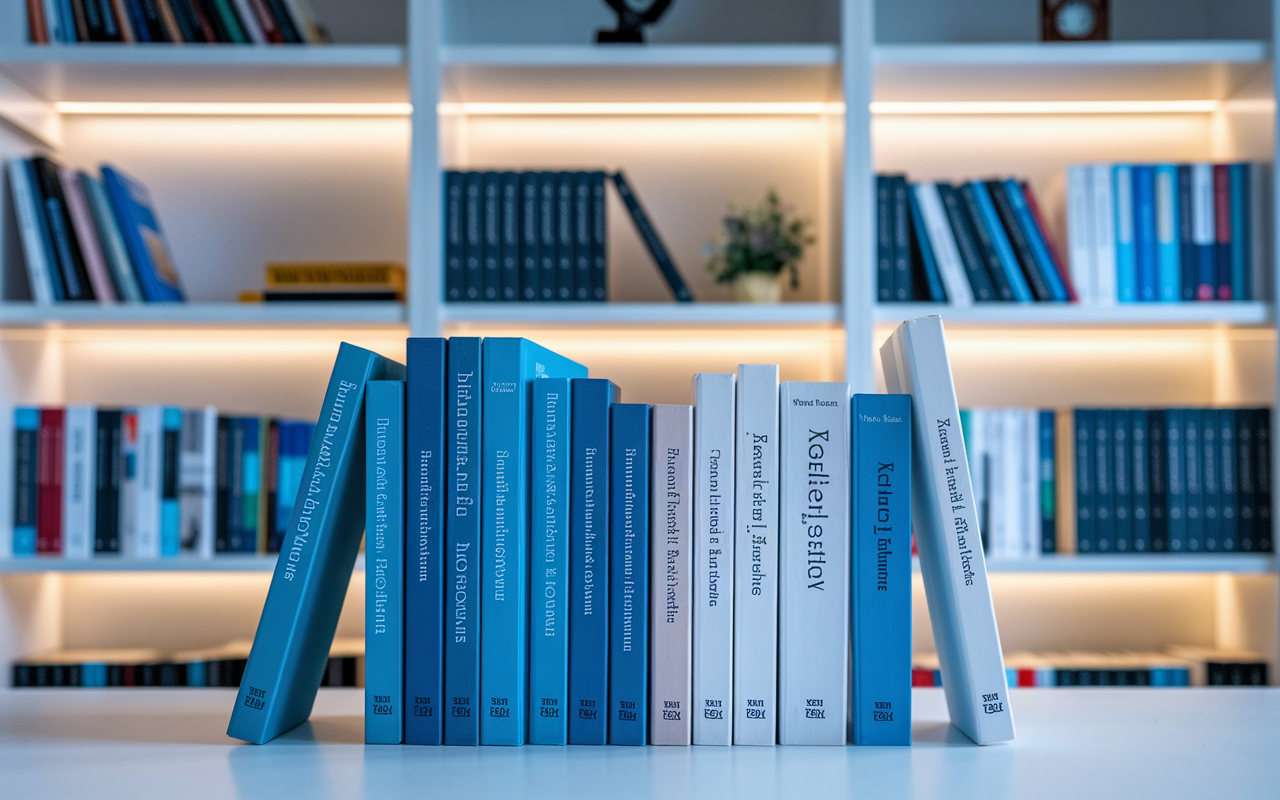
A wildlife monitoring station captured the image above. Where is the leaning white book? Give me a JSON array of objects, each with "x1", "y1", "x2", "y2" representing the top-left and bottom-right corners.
[
  {"x1": 881, "y1": 316, "x2": 1015, "y2": 745},
  {"x1": 692, "y1": 373, "x2": 735, "y2": 746},
  {"x1": 180, "y1": 407, "x2": 219, "y2": 559},
  {"x1": 732, "y1": 364, "x2": 780, "y2": 745},
  {"x1": 776, "y1": 381, "x2": 850, "y2": 746},
  {"x1": 650, "y1": 404, "x2": 694, "y2": 746},
  {"x1": 62, "y1": 405, "x2": 96, "y2": 560}
]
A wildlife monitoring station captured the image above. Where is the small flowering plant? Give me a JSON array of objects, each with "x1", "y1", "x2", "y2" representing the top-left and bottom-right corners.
[{"x1": 705, "y1": 189, "x2": 814, "y2": 289}]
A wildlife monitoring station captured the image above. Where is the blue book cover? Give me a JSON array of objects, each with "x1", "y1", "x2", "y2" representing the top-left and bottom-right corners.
[
  {"x1": 969, "y1": 181, "x2": 1033, "y2": 301},
  {"x1": 1154, "y1": 165, "x2": 1181, "y2": 302},
  {"x1": 876, "y1": 175, "x2": 893, "y2": 301},
  {"x1": 1148, "y1": 411, "x2": 1168, "y2": 552},
  {"x1": 1165, "y1": 410, "x2": 1187, "y2": 553},
  {"x1": 100, "y1": 165, "x2": 184, "y2": 302},
  {"x1": 463, "y1": 172, "x2": 483, "y2": 301},
  {"x1": 1112, "y1": 410, "x2": 1132, "y2": 553},
  {"x1": 1237, "y1": 410, "x2": 1259, "y2": 552},
  {"x1": 529, "y1": 378, "x2": 572, "y2": 745},
  {"x1": 1074, "y1": 410, "x2": 1094, "y2": 553},
  {"x1": 906, "y1": 183, "x2": 946, "y2": 302},
  {"x1": 1039, "y1": 410, "x2": 1056, "y2": 554},
  {"x1": 480, "y1": 339, "x2": 587, "y2": 746},
  {"x1": 1256, "y1": 409, "x2": 1273, "y2": 553},
  {"x1": 405, "y1": 338, "x2": 445, "y2": 744},
  {"x1": 568, "y1": 377, "x2": 618, "y2": 745},
  {"x1": 482, "y1": 171, "x2": 501, "y2": 302},
  {"x1": 12, "y1": 407, "x2": 39, "y2": 557},
  {"x1": 366, "y1": 380, "x2": 405, "y2": 744},
  {"x1": 1219, "y1": 410, "x2": 1239, "y2": 552},
  {"x1": 1132, "y1": 165, "x2": 1158, "y2": 302},
  {"x1": 444, "y1": 337, "x2": 482, "y2": 745},
  {"x1": 1130, "y1": 410, "x2": 1151, "y2": 553},
  {"x1": 241, "y1": 417, "x2": 261, "y2": 553},
  {"x1": 936, "y1": 183, "x2": 997, "y2": 301},
  {"x1": 501, "y1": 171, "x2": 521, "y2": 302},
  {"x1": 227, "y1": 343, "x2": 404, "y2": 745},
  {"x1": 891, "y1": 175, "x2": 914, "y2": 300},
  {"x1": 519, "y1": 172, "x2": 541, "y2": 301},
  {"x1": 850, "y1": 393, "x2": 911, "y2": 746},
  {"x1": 1184, "y1": 410, "x2": 1204, "y2": 552},
  {"x1": 1113, "y1": 166, "x2": 1137, "y2": 303},
  {"x1": 1229, "y1": 164, "x2": 1249, "y2": 300},
  {"x1": 161, "y1": 407, "x2": 183, "y2": 557},
  {"x1": 1003, "y1": 180, "x2": 1068, "y2": 301},
  {"x1": 608, "y1": 403, "x2": 651, "y2": 746},
  {"x1": 444, "y1": 171, "x2": 464, "y2": 301},
  {"x1": 1177, "y1": 165, "x2": 1196, "y2": 301},
  {"x1": 1093, "y1": 410, "x2": 1114, "y2": 553},
  {"x1": 1201, "y1": 410, "x2": 1221, "y2": 552}
]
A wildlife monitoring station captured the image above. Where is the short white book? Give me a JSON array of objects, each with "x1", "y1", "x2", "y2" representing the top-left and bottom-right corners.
[{"x1": 62, "y1": 405, "x2": 96, "y2": 560}]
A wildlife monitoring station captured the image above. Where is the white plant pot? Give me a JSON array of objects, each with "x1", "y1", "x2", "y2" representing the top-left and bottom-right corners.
[{"x1": 733, "y1": 272, "x2": 783, "y2": 303}]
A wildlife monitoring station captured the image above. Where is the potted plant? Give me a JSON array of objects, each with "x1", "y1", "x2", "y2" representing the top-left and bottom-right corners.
[{"x1": 705, "y1": 189, "x2": 814, "y2": 303}]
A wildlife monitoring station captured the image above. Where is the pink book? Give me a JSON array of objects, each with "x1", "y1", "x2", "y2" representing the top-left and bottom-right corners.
[{"x1": 58, "y1": 167, "x2": 117, "y2": 304}]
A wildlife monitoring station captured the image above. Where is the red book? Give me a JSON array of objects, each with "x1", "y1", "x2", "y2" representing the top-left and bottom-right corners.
[
  {"x1": 27, "y1": 0, "x2": 48, "y2": 42},
  {"x1": 1213, "y1": 164, "x2": 1233, "y2": 300},
  {"x1": 1021, "y1": 180, "x2": 1079, "y2": 302},
  {"x1": 1018, "y1": 669, "x2": 1037, "y2": 687},
  {"x1": 36, "y1": 408, "x2": 65, "y2": 555},
  {"x1": 911, "y1": 668, "x2": 935, "y2": 687}
]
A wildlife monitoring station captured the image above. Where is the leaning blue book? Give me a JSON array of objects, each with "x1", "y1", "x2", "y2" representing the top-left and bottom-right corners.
[
  {"x1": 850, "y1": 393, "x2": 912, "y2": 746},
  {"x1": 405, "y1": 338, "x2": 446, "y2": 744},
  {"x1": 480, "y1": 339, "x2": 587, "y2": 746},
  {"x1": 444, "y1": 337, "x2": 482, "y2": 745},
  {"x1": 529, "y1": 378, "x2": 572, "y2": 745},
  {"x1": 227, "y1": 343, "x2": 404, "y2": 744},
  {"x1": 100, "y1": 164, "x2": 185, "y2": 303},
  {"x1": 366, "y1": 380, "x2": 405, "y2": 745},
  {"x1": 969, "y1": 181, "x2": 1033, "y2": 302},
  {"x1": 608, "y1": 403, "x2": 651, "y2": 746},
  {"x1": 568, "y1": 377, "x2": 618, "y2": 745}
]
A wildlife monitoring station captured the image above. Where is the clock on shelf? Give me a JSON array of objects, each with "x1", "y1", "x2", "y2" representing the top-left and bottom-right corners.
[{"x1": 1042, "y1": 0, "x2": 1109, "y2": 41}]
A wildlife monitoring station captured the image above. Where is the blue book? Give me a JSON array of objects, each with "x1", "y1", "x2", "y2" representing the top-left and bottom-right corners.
[
  {"x1": 480, "y1": 339, "x2": 587, "y2": 746},
  {"x1": 906, "y1": 184, "x2": 946, "y2": 302},
  {"x1": 1220, "y1": 410, "x2": 1239, "y2": 552},
  {"x1": 1074, "y1": 410, "x2": 1094, "y2": 554},
  {"x1": 1114, "y1": 165, "x2": 1137, "y2": 303},
  {"x1": 1177, "y1": 166, "x2": 1197, "y2": 301},
  {"x1": 405, "y1": 338, "x2": 445, "y2": 744},
  {"x1": 444, "y1": 338, "x2": 482, "y2": 745},
  {"x1": 1165, "y1": 410, "x2": 1188, "y2": 553},
  {"x1": 444, "y1": 171, "x2": 464, "y2": 301},
  {"x1": 227, "y1": 343, "x2": 404, "y2": 745},
  {"x1": 1148, "y1": 411, "x2": 1168, "y2": 552},
  {"x1": 1201, "y1": 410, "x2": 1221, "y2": 552},
  {"x1": 1184, "y1": 410, "x2": 1204, "y2": 552},
  {"x1": 463, "y1": 172, "x2": 483, "y2": 301},
  {"x1": 1154, "y1": 165, "x2": 1181, "y2": 302},
  {"x1": 608, "y1": 403, "x2": 651, "y2": 746},
  {"x1": 876, "y1": 175, "x2": 893, "y2": 301},
  {"x1": 568, "y1": 377, "x2": 618, "y2": 745},
  {"x1": 1039, "y1": 410, "x2": 1057, "y2": 554},
  {"x1": 849, "y1": 393, "x2": 911, "y2": 746},
  {"x1": 529, "y1": 378, "x2": 572, "y2": 745},
  {"x1": 1093, "y1": 410, "x2": 1114, "y2": 553},
  {"x1": 1256, "y1": 409, "x2": 1273, "y2": 553},
  {"x1": 161, "y1": 407, "x2": 183, "y2": 557},
  {"x1": 1131, "y1": 410, "x2": 1151, "y2": 553},
  {"x1": 936, "y1": 183, "x2": 997, "y2": 301},
  {"x1": 12, "y1": 408, "x2": 39, "y2": 557},
  {"x1": 100, "y1": 165, "x2": 184, "y2": 302},
  {"x1": 968, "y1": 182, "x2": 1033, "y2": 301},
  {"x1": 366, "y1": 380, "x2": 405, "y2": 744},
  {"x1": 1132, "y1": 165, "x2": 1158, "y2": 302},
  {"x1": 241, "y1": 417, "x2": 261, "y2": 553},
  {"x1": 1230, "y1": 164, "x2": 1249, "y2": 300},
  {"x1": 1112, "y1": 410, "x2": 1132, "y2": 553},
  {"x1": 519, "y1": 173, "x2": 541, "y2": 301},
  {"x1": 1003, "y1": 180, "x2": 1068, "y2": 301}
]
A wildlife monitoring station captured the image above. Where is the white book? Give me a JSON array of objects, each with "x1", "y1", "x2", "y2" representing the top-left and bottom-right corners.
[
  {"x1": 1064, "y1": 166, "x2": 1096, "y2": 305},
  {"x1": 6, "y1": 159, "x2": 56, "y2": 304},
  {"x1": 650, "y1": 404, "x2": 694, "y2": 745},
  {"x1": 881, "y1": 316, "x2": 1014, "y2": 745},
  {"x1": 1191, "y1": 162, "x2": 1215, "y2": 300},
  {"x1": 180, "y1": 407, "x2": 218, "y2": 558},
  {"x1": 692, "y1": 373, "x2": 735, "y2": 746},
  {"x1": 121, "y1": 410, "x2": 139, "y2": 557},
  {"x1": 777, "y1": 381, "x2": 850, "y2": 746},
  {"x1": 732, "y1": 364, "x2": 780, "y2": 745},
  {"x1": 62, "y1": 405, "x2": 96, "y2": 560},
  {"x1": 1249, "y1": 163, "x2": 1271, "y2": 302},
  {"x1": 913, "y1": 183, "x2": 974, "y2": 307},
  {"x1": 1023, "y1": 409, "x2": 1041, "y2": 559},
  {"x1": 1089, "y1": 163, "x2": 1117, "y2": 306},
  {"x1": 132, "y1": 406, "x2": 163, "y2": 559}
]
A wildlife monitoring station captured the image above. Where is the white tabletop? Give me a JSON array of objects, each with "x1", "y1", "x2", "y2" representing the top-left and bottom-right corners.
[{"x1": 1, "y1": 687, "x2": 1276, "y2": 799}]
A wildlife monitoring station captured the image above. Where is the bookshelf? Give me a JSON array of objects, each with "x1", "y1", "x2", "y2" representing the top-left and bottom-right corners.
[{"x1": 0, "y1": 0, "x2": 1276, "y2": 690}]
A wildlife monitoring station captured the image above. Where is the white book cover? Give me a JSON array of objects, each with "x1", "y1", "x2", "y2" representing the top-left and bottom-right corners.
[
  {"x1": 120, "y1": 410, "x2": 139, "y2": 558},
  {"x1": 62, "y1": 405, "x2": 96, "y2": 560},
  {"x1": 650, "y1": 404, "x2": 694, "y2": 745},
  {"x1": 881, "y1": 316, "x2": 1014, "y2": 745},
  {"x1": 693, "y1": 373, "x2": 735, "y2": 746},
  {"x1": 132, "y1": 406, "x2": 163, "y2": 559},
  {"x1": 180, "y1": 407, "x2": 218, "y2": 558},
  {"x1": 733, "y1": 363, "x2": 780, "y2": 745},
  {"x1": 1064, "y1": 166, "x2": 1095, "y2": 305},
  {"x1": 5, "y1": 159, "x2": 55, "y2": 304},
  {"x1": 1003, "y1": 410, "x2": 1025, "y2": 560},
  {"x1": 777, "y1": 381, "x2": 849, "y2": 746},
  {"x1": 1249, "y1": 163, "x2": 1271, "y2": 302},
  {"x1": 913, "y1": 183, "x2": 974, "y2": 307},
  {"x1": 1089, "y1": 163, "x2": 1117, "y2": 306}
]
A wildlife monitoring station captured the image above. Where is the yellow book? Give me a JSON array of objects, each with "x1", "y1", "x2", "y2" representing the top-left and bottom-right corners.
[{"x1": 265, "y1": 263, "x2": 406, "y2": 292}]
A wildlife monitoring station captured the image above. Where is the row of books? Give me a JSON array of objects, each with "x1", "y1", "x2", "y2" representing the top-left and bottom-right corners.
[
  {"x1": 443, "y1": 170, "x2": 693, "y2": 304},
  {"x1": 913, "y1": 647, "x2": 1269, "y2": 688},
  {"x1": 960, "y1": 408, "x2": 1057, "y2": 559},
  {"x1": 1066, "y1": 163, "x2": 1270, "y2": 305},
  {"x1": 27, "y1": 0, "x2": 329, "y2": 44},
  {"x1": 238, "y1": 263, "x2": 407, "y2": 303},
  {"x1": 8, "y1": 406, "x2": 315, "y2": 558},
  {"x1": 6, "y1": 158, "x2": 186, "y2": 304}
]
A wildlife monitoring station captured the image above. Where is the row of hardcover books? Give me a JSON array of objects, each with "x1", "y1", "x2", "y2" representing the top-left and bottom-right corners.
[
  {"x1": 960, "y1": 408, "x2": 1057, "y2": 559},
  {"x1": 1066, "y1": 163, "x2": 1270, "y2": 305},
  {"x1": 914, "y1": 647, "x2": 1269, "y2": 688},
  {"x1": 443, "y1": 170, "x2": 693, "y2": 304},
  {"x1": 8, "y1": 406, "x2": 315, "y2": 558},
  {"x1": 27, "y1": 0, "x2": 329, "y2": 44},
  {"x1": 6, "y1": 158, "x2": 186, "y2": 304}
]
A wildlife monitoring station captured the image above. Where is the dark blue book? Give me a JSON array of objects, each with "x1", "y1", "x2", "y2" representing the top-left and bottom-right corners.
[
  {"x1": 969, "y1": 181, "x2": 1033, "y2": 301},
  {"x1": 1132, "y1": 165, "x2": 1158, "y2": 302},
  {"x1": 11, "y1": 408, "x2": 38, "y2": 557},
  {"x1": 1257, "y1": 409, "x2": 1273, "y2": 552},
  {"x1": 612, "y1": 171, "x2": 694, "y2": 302},
  {"x1": 1165, "y1": 410, "x2": 1187, "y2": 553},
  {"x1": 405, "y1": 338, "x2": 445, "y2": 744},
  {"x1": 500, "y1": 172, "x2": 520, "y2": 302},
  {"x1": 987, "y1": 180, "x2": 1052, "y2": 302},
  {"x1": 1184, "y1": 410, "x2": 1204, "y2": 552},
  {"x1": 1177, "y1": 165, "x2": 1196, "y2": 301},
  {"x1": 849, "y1": 393, "x2": 911, "y2": 746},
  {"x1": 568, "y1": 378, "x2": 618, "y2": 745},
  {"x1": 1148, "y1": 411, "x2": 1168, "y2": 552},
  {"x1": 906, "y1": 183, "x2": 946, "y2": 302},
  {"x1": 1112, "y1": 410, "x2": 1132, "y2": 553},
  {"x1": 891, "y1": 175, "x2": 913, "y2": 301},
  {"x1": 366, "y1": 380, "x2": 404, "y2": 744},
  {"x1": 1130, "y1": 410, "x2": 1151, "y2": 553},
  {"x1": 482, "y1": 172, "x2": 501, "y2": 302},
  {"x1": 574, "y1": 172, "x2": 592, "y2": 301},
  {"x1": 1074, "y1": 410, "x2": 1094, "y2": 554},
  {"x1": 1219, "y1": 410, "x2": 1238, "y2": 552},
  {"x1": 1201, "y1": 410, "x2": 1221, "y2": 552},
  {"x1": 1237, "y1": 410, "x2": 1257, "y2": 552},
  {"x1": 538, "y1": 172, "x2": 558, "y2": 301},
  {"x1": 463, "y1": 172, "x2": 483, "y2": 301},
  {"x1": 590, "y1": 171, "x2": 608, "y2": 301},
  {"x1": 93, "y1": 409, "x2": 123, "y2": 554},
  {"x1": 225, "y1": 418, "x2": 247, "y2": 552},
  {"x1": 936, "y1": 183, "x2": 997, "y2": 301},
  {"x1": 958, "y1": 182, "x2": 1017, "y2": 301},
  {"x1": 556, "y1": 173, "x2": 575, "y2": 301},
  {"x1": 876, "y1": 175, "x2": 893, "y2": 301},
  {"x1": 227, "y1": 343, "x2": 404, "y2": 744},
  {"x1": 214, "y1": 416, "x2": 230, "y2": 553},
  {"x1": 444, "y1": 337, "x2": 481, "y2": 745},
  {"x1": 519, "y1": 173, "x2": 540, "y2": 301},
  {"x1": 1004, "y1": 180, "x2": 1069, "y2": 301},
  {"x1": 33, "y1": 156, "x2": 93, "y2": 301},
  {"x1": 1039, "y1": 410, "x2": 1056, "y2": 554},
  {"x1": 443, "y1": 172, "x2": 464, "y2": 302},
  {"x1": 1230, "y1": 164, "x2": 1249, "y2": 300},
  {"x1": 1093, "y1": 410, "x2": 1113, "y2": 553},
  {"x1": 607, "y1": 402, "x2": 651, "y2": 746}
]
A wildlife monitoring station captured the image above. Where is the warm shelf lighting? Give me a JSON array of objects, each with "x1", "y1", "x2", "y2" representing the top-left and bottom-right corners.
[
  {"x1": 438, "y1": 101, "x2": 842, "y2": 116},
  {"x1": 869, "y1": 99, "x2": 1224, "y2": 115},
  {"x1": 55, "y1": 102, "x2": 414, "y2": 116}
]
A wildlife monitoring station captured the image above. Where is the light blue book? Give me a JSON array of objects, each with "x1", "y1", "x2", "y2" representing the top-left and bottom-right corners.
[
  {"x1": 366, "y1": 380, "x2": 405, "y2": 744},
  {"x1": 1113, "y1": 165, "x2": 1137, "y2": 302},
  {"x1": 12, "y1": 407, "x2": 39, "y2": 556},
  {"x1": 161, "y1": 407, "x2": 183, "y2": 557},
  {"x1": 227, "y1": 343, "x2": 405, "y2": 745},
  {"x1": 529, "y1": 378, "x2": 572, "y2": 745},
  {"x1": 969, "y1": 182, "x2": 1033, "y2": 302},
  {"x1": 480, "y1": 339, "x2": 587, "y2": 746},
  {"x1": 1155, "y1": 165, "x2": 1181, "y2": 302}
]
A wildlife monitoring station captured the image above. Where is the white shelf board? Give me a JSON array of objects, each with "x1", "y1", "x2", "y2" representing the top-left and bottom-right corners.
[
  {"x1": 441, "y1": 44, "x2": 840, "y2": 103},
  {"x1": 0, "y1": 554, "x2": 364, "y2": 574},
  {"x1": 873, "y1": 40, "x2": 1271, "y2": 103},
  {"x1": 874, "y1": 302, "x2": 1274, "y2": 327},
  {"x1": 977, "y1": 554, "x2": 1278, "y2": 574},
  {"x1": 441, "y1": 301, "x2": 842, "y2": 327},
  {"x1": 0, "y1": 302, "x2": 407, "y2": 329},
  {"x1": 0, "y1": 44, "x2": 406, "y2": 103}
]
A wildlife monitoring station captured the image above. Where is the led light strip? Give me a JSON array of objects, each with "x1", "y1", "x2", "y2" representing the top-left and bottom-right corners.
[
  {"x1": 55, "y1": 101, "x2": 414, "y2": 116},
  {"x1": 869, "y1": 99, "x2": 1223, "y2": 115}
]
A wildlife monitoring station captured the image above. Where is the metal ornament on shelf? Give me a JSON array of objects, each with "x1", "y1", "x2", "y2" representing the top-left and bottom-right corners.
[{"x1": 596, "y1": 0, "x2": 674, "y2": 43}]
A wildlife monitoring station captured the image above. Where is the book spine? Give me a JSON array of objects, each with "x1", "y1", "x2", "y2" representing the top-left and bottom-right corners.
[
  {"x1": 876, "y1": 175, "x2": 893, "y2": 301},
  {"x1": 607, "y1": 402, "x2": 651, "y2": 746},
  {"x1": 568, "y1": 378, "x2": 616, "y2": 745},
  {"x1": 574, "y1": 171, "x2": 592, "y2": 301},
  {"x1": 989, "y1": 180, "x2": 1052, "y2": 302},
  {"x1": 913, "y1": 183, "x2": 973, "y2": 305},
  {"x1": 1237, "y1": 410, "x2": 1257, "y2": 551},
  {"x1": 443, "y1": 337, "x2": 481, "y2": 745},
  {"x1": 692, "y1": 373, "x2": 735, "y2": 746},
  {"x1": 538, "y1": 172, "x2": 557, "y2": 301},
  {"x1": 1184, "y1": 410, "x2": 1204, "y2": 552},
  {"x1": 1093, "y1": 410, "x2": 1113, "y2": 553},
  {"x1": 1020, "y1": 181, "x2": 1073, "y2": 301},
  {"x1": 6, "y1": 159, "x2": 57, "y2": 303},
  {"x1": 1112, "y1": 410, "x2": 1132, "y2": 553},
  {"x1": 160, "y1": 407, "x2": 182, "y2": 557},
  {"x1": 1155, "y1": 165, "x2": 1181, "y2": 302},
  {"x1": 1091, "y1": 163, "x2": 1118, "y2": 305},
  {"x1": 214, "y1": 416, "x2": 230, "y2": 554},
  {"x1": 611, "y1": 171, "x2": 694, "y2": 302},
  {"x1": 12, "y1": 409, "x2": 40, "y2": 557},
  {"x1": 37, "y1": 408, "x2": 65, "y2": 556},
  {"x1": 891, "y1": 176, "x2": 913, "y2": 301},
  {"x1": 405, "y1": 338, "x2": 445, "y2": 744},
  {"x1": 650, "y1": 404, "x2": 694, "y2": 746},
  {"x1": 850, "y1": 392, "x2": 911, "y2": 745},
  {"x1": 1130, "y1": 410, "x2": 1151, "y2": 553},
  {"x1": 590, "y1": 171, "x2": 607, "y2": 301},
  {"x1": 1166, "y1": 410, "x2": 1187, "y2": 552},
  {"x1": 366, "y1": 380, "x2": 405, "y2": 744},
  {"x1": 1191, "y1": 163, "x2": 1216, "y2": 300},
  {"x1": 970, "y1": 181, "x2": 1033, "y2": 301},
  {"x1": 120, "y1": 410, "x2": 139, "y2": 556},
  {"x1": 100, "y1": 165, "x2": 183, "y2": 302},
  {"x1": 1249, "y1": 163, "x2": 1270, "y2": 302},
  {"x1": 556, "y1": 173, "x2": 575, "y2": 301},
  {"x1": 463, "y1": 172, "x2": 483, "y2": 302},
  {"x1": 93, "y1": 409, "x2": 122, "y2": 554},
  {"x1": 937, "y1": 183, "x2": 997, "y2": 302},
  {"x1": 1148, "y1": 410, "x2": 1168, "y2": 552},
  {"x1": 131, "y1": 406, "x2": 161, "y2": 558},
  {"x1": 1220, "y1": 410, "x2": 1238, "y2": 552},
  {"x1": 240, "y1": 417, "x2": 262, "y2": 553},
  {"x1": 265, "y1": 421, "x2": 286, "y2": 555},
  {"x1": 1039, "y1": 410, "x2": 1056, "y2": 555},
  {"x1": 81, "y1": 172, "x2": 143, "y2": 303},
  {"x1": 530, "y1": 378, "x2": 571, "y2": 745},
  {"x1": 1213, "y1": 164, "x2": 1233, "y2": 300},
  {"x1": 733, "y1": 363, "x2": 780, "y2": 745},
  {"x1": 958, "y1": 183, "x2": 1016, "y2": 301},
  {"x1": 906, "y1": 183, "x2": 947, "y2": 302},
  {"x1": 1201, "y1": 410, "x2": 1221, "y2": 552},
  {"x1": 1230, "y1": 163, "x2": 1249, "y2": 300},
  {"x1": 178, "y1": 408, "x2": 217, "y2": 558},
  {"x1": 482, "y1": 172, "x2": 501, "y2": 302},
  {"x1": 1113, "y1": 165, "x2": 1137, "y2": 303},
  {"x1": 1254, "y1": 409, "x2": 1272, "y2": 552},
  {"x1": 62, "y1": 405, "x2": 94, "y2": 560},
  {"x1": 1065, "y1": 166, "x2": 1095, "y2": 304},
  {"x1": 500, "y1": 173, "x2": 521, "y2": 302},
  {"x1": 519, "y1": 173, "x2": 540, "y2": 301},
  {"x1": 444, "y1": 171, "x2": 464, "y2": 302},
  {"x1": 33, "y1": 157, "x2": 93, "y2": 302},
  {"x1": 1132, "y1": 165, "x2": 1158, "y2": 302}
]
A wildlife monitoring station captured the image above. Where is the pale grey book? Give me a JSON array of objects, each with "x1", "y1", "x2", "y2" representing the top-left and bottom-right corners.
[{"x1": 650, "y1": 404, "x2": 693, "y2": 745}]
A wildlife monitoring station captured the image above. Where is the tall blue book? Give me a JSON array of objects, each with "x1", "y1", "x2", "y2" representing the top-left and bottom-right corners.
[
  {"x1": 444, "y1": 337, "x2": 482, "y2": 745},
  {"x1": 608, "y1": 403, "x2": 651, "y2": 746},
  {"x1": 1132, "y1": 165, "x2": 1158, "y2": 302},
  {"x1": 12, "y1": 408, "x2": 39, "y2": 557},
  {"x1": 1219, "y1": 410, "x2": 1239, "y2": 552},
  {"x1": 1114, "y1": 165, "x2": 1137, "y2": 303},
  {"x1": 1149, "y1": 410, "x2": 1168, "y2": 552},
  {"x1": 1154, "y1": 165, "x2": 1181, "y2": 302},
  {"x1": 568, "y1": 378, "x2": 618, "y2": 745},
  {"x1": 480, "y1": 339, "x2": 587, "y2": 746},
  {"x1": 405, "y1": 338, "x2": 445, "y2": 744},
  {"x1": 1112, "y1": 410, "x2": 1132, "y2": 553},
  {"x1": 100, "y1": 164, "x2": 185, "y2": 302},
  {"x1": 1201, "y1": 410, "x2": 1221, "y2": 552},
  {"x1": 849, "y1": 393, "x2": 911, "y2": 746},
  {"x1": 1165, "y1": 410, "x2": 1188, "y2": 553},
  {"x1": 969, "y1": 181, "x2": 1033, "y2": 302},
  {"x1": 1093, "y1": 410, "x2": 1114, "y2": 553},
  {"x1": 1131, "y1": 410, "x2": 1151, "y2": 553},
  {"x1": 1074, "y1": 410, "x2": 1094, "y2": 553},
  {"x1": 227, "y1": 343, "x2": 404, "y2": 744},
  {"x1": 529, "y1": 378, "x2": 572, "y2": 745},
  {"x1": 366, "y1": 380, "x2": 405, "y2": 744},
  {"x1": 1184, "y1": 410, "x2": 1204, "y2": 552}
]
